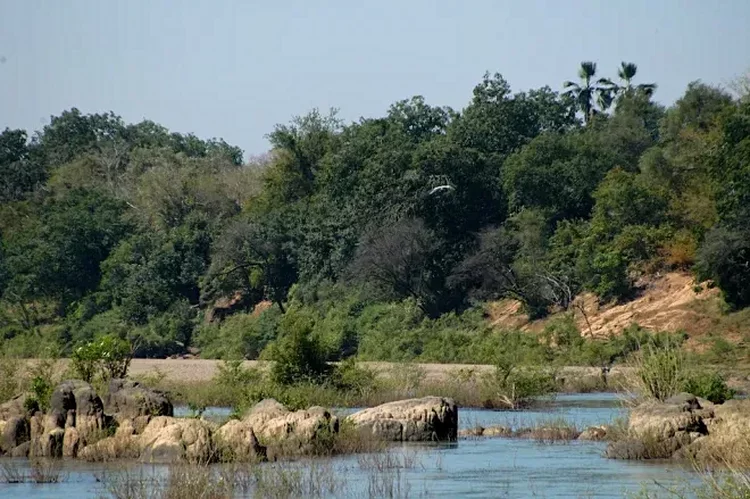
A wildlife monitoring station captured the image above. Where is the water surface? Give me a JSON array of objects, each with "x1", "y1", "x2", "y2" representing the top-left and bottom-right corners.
[{"x1": 1, "y1": 393, "x2": 702, "y2": 498}]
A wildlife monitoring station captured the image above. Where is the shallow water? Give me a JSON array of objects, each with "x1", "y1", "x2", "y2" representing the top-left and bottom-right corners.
[{"x1": 1, "y1": 393, "x2": 702, "y2": 498}]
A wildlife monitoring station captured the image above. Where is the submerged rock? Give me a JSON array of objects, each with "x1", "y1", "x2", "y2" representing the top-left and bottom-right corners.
[
  {"x1": 457, "y1": 425, "x2": 511, "y2": 439},
  {"x1": 578, "y1": 426, "x2": 607, "y2": 441},
  {"x1": 347, "y1": 396, "x2": 458, "y2": 442}
]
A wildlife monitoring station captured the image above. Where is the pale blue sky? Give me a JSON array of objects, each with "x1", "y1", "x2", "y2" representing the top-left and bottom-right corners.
[{"x1": 1, "y1": 1, "x2": 749, "y2": 157}]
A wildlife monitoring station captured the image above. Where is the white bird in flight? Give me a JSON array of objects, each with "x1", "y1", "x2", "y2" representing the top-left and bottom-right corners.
[{"x1": 428, "y1": 184, "x2": 455, "y2": 195}]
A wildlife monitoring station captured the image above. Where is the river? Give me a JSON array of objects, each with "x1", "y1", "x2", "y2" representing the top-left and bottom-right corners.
[{"x1": 0, "y1": 393, "x2": 701, "y2": 498}]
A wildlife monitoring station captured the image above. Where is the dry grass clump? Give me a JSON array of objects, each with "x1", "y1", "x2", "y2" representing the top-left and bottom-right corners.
[
  {"x1": 1, "y1": 459, "x2": 67, "y2": 484},
  {"x1": 96, "y1": 462, "x2": 345, "y2": 499}
]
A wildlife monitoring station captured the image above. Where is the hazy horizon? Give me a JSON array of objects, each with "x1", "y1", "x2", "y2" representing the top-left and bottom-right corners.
[{"x1": 2, "y1": 0, "x2": 749, "y2": 158}]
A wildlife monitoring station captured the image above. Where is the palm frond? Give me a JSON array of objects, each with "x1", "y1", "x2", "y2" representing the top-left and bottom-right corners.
[
  {"x1": 637, "y1": 83, "x2": 657, "y2": 97},
  {"x1": 579, "y1": 61, "x2": 597, "y2": 80},
  {"x1": 618, "y1": 62, "x2": 638, "y2": 81}
]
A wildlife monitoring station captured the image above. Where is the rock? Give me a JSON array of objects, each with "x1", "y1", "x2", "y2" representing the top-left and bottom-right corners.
[
  {"x1": 578, "y1": 426, "x2": 607, "y2": 441},
  {"x1": 693, "y1": 399, "x2": 750, "y2": 461},
  {"x1": 664, "y1": 393, "x2": 702, "y2": 411},
  {"x1": 10, "y1": 441, "x2": 30, "y2": 457},
  {"x1": 628, "y1": 400, "x2": 710, "y2": 441},
  {"x1": 105, "y1": 379, "x2": 173, "y2": 419},
  {"x1": 242, "y1": 401, "x2": 339, "y2": 454},
  {"x1": 483, "y1": 425, "x2": 512, "y2": 438},
  {"x1": 79, "y1": 434, "x2": 139, "y2": 462},
  {"x1": 115, "y1": 418, "x2": 136, "y2": 437},
  {"x1": 241, "y1": 399, "x2": 289, "y2": 427},
  {"x1": 0, "y1": 393, "x2": 36, "y2": 420},
  {"x1": 457, "y1": 425, "x2": 511, "y2": 439},
  {"x1": 31, "y1": 428, "x2": 65, "y2": 458},
  {"x1": 606, "y1": 439, "x2": 648, "y2": 460},
  {"x1": 63, "y1": 427, "x2": 80, "y2": 457},
  {"x1": 1, "y1": 416, "x2": 30, "y2": 453},
  {"x1": 515, "y1": 426, "x2": 580, "y2": 441},
  {"x1": 606, "y1": 433, "x2": 693, "y2": 460},
  {"x1": 49, "y1": 380, "x2": 108, "y2": 443},
  {"x1": 347, "y1": 397, "x2": 458, "y2": 442},
  {"x1": 458, "y1": 426, "x2": 484, "y2": 438},
  {"x1": 139, "y1": 416, "x2": 215, "y2": 464},
  {"x1": 216, "y1": 420, "x2": 266, "y2": 461},
  {"x1": 605, "y1": 395, "x2": 716, "y2": 461}
]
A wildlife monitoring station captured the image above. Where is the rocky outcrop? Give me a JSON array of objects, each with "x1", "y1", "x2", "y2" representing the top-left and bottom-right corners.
[
  {"x1": 105, "y1": 379, "x2": 173, "y2": 419},
  {"x1": 240, "y1": 399, "x2": 338, "y2": 455},
  {"x1": 216, "y1": 420, "x2": 266, "y2": 461},
  {"x1": 605, "y1": 393, "x2": 723, "y2": 461},
  {"x1": 0, "y1": 393, "x2": 37, "y2": 420},
  {"x1": 347, "y1": 397, "x2": 458, "y2": 442},
  {"x1": 458, "y1": 425, "x2": 511, "y2": 439},
  {"x1": 578, "y1": 426, "x2": 607, "y2": 441},
  {"x1": 1, "y1": 416, "x2": 29, "y2": 453},
  {"x1": 49, "y1": 380, "x2": 109, "y2": 446},
  {"x1": 139, "y1": 416, "x2": 216, "y2": 464}
]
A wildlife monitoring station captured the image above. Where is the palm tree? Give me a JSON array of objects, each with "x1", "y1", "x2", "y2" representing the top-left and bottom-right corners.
[
  {"x1": 611, "y1": 62, "x2": 657, "y2": 98},
  {"x1": 563, "y1": 62, "x2": 614, "y2": 124}
]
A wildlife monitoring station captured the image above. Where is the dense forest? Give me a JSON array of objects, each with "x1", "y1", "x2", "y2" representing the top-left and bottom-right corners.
[{"x1": 1, "y1": 62, "x2": 749, "y2": 361}]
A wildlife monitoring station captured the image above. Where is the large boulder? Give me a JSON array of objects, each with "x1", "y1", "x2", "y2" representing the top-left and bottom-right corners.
[
  {"x1": 1, "y1": 416, "x2": 30, "y2": 453},
  {"x1": 241, "y1": 399, "x2": 339, "y2": 454},
  {"x1": 0, "y1": 393, "x2": 36, "y2": 420},
  {"x1": 606, "y1": 394, "x2": 711, "y2": 460},
  {"x1": 78, "y1": 433, "x2": 139, "y2": 461},
  {"x1": 216, "y1": 420, "x2": 266, "y2": 461},
  {"x1": 139, "y1": 416, "x2": 215, "y2": 464},
  {"x1": 49, "y1": 380, "x2": 108, "y2": 444},
  {"x1": 627, "y1": 395, "x2": 711, "y2": 440},
  {"x1": 347, "y1": 397, "x2": 458, "y2": 442},
  {"x1": 105, "y1": 379, "x2": 173, "y2": 419},
  {"x1": 30, "y1": 427, "x2": 65, "y2": 458}
]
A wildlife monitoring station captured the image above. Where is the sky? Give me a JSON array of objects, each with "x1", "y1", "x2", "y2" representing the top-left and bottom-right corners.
[{"x1": 1, "y1": 0, "x2": 749, "y2": 158}]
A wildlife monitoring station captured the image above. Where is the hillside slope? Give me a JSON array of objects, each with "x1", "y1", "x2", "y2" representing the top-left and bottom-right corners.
[{"x1": 488, "y1": 272, "x2": 749, "y2": 345}]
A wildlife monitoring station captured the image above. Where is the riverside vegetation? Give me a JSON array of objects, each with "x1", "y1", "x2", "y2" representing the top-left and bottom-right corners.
[{"x1": 0, "y1": 63, "x2": 749, "y2": 369}]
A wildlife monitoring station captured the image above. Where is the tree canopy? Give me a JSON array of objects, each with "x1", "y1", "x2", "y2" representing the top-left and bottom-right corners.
[{"x1": 1, "y1": 62, "x2": 748, "y2": 359}]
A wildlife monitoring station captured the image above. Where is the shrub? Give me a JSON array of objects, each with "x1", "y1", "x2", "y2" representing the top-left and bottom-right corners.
[
  {"x1": 636, "y1": 343, "x2": 684, "y2": 401},
  {"x1": 331, "y1": 358, "x2": 377, "y2": 395},
  {"x1": 265, "y1": 326, "x2": 331, "y2": 386},
  {"x1": 30, "y1": 375, "x2": 53, "y2": 412},
  {"x1": 483, "y1": 363, "x2": 557, "y2": 409},
  {"x1": 681, "y1": 371, "x2": 735, "y2": 404},
  {"x1": 71, "y1": 335, "x2": 132, "y2": 383}
]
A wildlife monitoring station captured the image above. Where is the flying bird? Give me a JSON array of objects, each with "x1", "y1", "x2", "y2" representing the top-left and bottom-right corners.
[{"x1": 428, "y1": 184, "x2": 455, "y2": 195}]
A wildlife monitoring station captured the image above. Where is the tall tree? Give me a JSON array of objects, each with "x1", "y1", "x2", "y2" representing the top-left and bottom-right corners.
[{"x1": 563, "y1": 62, "x2": 613, "y2": 124}]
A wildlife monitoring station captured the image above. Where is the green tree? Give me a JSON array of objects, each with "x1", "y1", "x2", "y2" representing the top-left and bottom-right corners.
[
  {"x1": 3, "y1": 188, "x2": 131, "y2": 312},
  {"x1": 203, "y1": 218, "x2": 297, "y2": 313},
  {"x1": 609, "y1": 62, "x2": 657, "y2": 99},
  {"x1": 563, "y1": 62, "x2": 614, "y2": 123},
  {"x1": 0, "y1": 129, "x2": 44, "y2": 202}
]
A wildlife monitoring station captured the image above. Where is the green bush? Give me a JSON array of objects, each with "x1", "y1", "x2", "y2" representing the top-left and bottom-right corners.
[
  {"x1": 30, "y1": 375, "x2": 53, "y2": 412},
  {"x1": 264, "y1": 319, "x2": 332, "y2": 385},
  {"x1": 483, "y1": 363, "x2": 557, "y2": 408},
  {"x1": 681, "y1": 371, "x2": 735, "y2": 404},
  {"x1": 71, "y1": 335, "x2": 132, "y2": 383},
  {"x1": 636, "y1": 343, "x2": 684, "y2": 401},
  {"x1": 330, "y1": 358, "x2": 377, "y2": 395}
]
